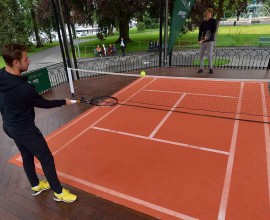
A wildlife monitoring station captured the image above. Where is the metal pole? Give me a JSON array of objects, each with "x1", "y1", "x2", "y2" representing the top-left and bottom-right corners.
[
  {"x1": 164, "y1": 0, "x2": 169, "y2": 68},
  {"x1": 50, "y1": 0, "x2": 67, "y2": 76},
  {"x1": 159, "y1": 0, "x2": 164, "y2": 67},
  {"x1": 268, "y1": 58, "x2": 270, "y2": 69},
  {"x1": 55, "y1": 0, "x2": 72, "y2": 69},
  {"x1": 70, "y1": 12, "x2": 81, "y2": 59},
  {"x1": 62, "y1": 0, "x2": 79, "y2": 79}
]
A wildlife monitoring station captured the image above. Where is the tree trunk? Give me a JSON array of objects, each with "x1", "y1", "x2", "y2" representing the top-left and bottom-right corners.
[
  {"x1": 215, "y1": 0, "x2": 225, "y2": 23},
  {"x1": 108, "y1": 24, "x2": 113, "y2": 35},
  {"x1": 31, "y1": 9, "x2": 43, "y2": 48},
  {"x1": 116, "y1": 15, "x2": 130, "y2": 43},
  {"x1": 48, "y1": 31, "x2": 53, "y2": 43}
]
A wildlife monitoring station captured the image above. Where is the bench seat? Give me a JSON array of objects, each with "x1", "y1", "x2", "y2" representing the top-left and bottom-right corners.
[{"x1": 259, "y1": 37, "x2": 270, "y2": 46}]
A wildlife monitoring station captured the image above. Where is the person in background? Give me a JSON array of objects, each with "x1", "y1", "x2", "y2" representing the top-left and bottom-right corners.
[
  {"x1": 155, "y1": 40, "x2": 160, "y2": 49},
  {"x1": 148, "y1": 40, "x2": 154, "y2": 51},
  {"x1": 197, "y1": 8, "x2": 217, "y2": 74},
  {"x1": 96, "y1": 45, "x2": 102, "y2": 57},
  {"x1": 112, "y1": 44, "x2": 117, "y2": 55},
  {"x1": 120, "y1": 37, "x2": 126, "y2": 57},
  {"x1": 101, "y1": 44, "x2": 106, "y2": 56},
  {"x1": 107, "y1": 44, "x2": 113, "y2": 56},
  {"x1": 0, "y1": 43, "x2": 77, "y2": 203}
]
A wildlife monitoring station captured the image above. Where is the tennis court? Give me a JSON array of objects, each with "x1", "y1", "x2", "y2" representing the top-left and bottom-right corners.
[{"x1": 9, "y1": 69, "x2": 270, "y2": 220}]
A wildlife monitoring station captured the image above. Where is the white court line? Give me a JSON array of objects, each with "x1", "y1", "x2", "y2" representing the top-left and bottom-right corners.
[
  {"x1": 92, "y1": 126, "x2": 229, "y2": 155},
  {"x1": 260, "y1": 83, "x2": 270, "y2": 207},
  {"x1": 52, "y1": 78, "x2": 158, "y2": 155},
  {"x1": 46, "y1": 76, "x2": 148, "y2": 141},
  {"x1": 144, "y1": 89, "x2": 239, "y2": 99},
  {"x1": 149, "y1": 94, "x2": 186, "y2": 138},
  {"x1": 14, "y1": 157, "x2": 197, "y2": 220},
  {"x1": 218, "y1": 82, "x2": 244, "y2": 220}
]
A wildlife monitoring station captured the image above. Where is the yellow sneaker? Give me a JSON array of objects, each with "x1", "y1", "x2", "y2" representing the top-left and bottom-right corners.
[
  {"x1": 31, "y1": 180, "x2": 50, "y2": 196},
  {"x1": 53, "y1": 188, "x2": 77, "y2": 203}
]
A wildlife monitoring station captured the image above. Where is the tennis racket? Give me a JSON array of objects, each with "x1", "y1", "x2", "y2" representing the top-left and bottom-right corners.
[
  {"x1": 71, "y1": 96, "x2": 118, "y2": 106},
  {"x1": 201, "y1": 30, "x2": 211, "y2": 42},
  {"x1": 201, "y1": 30, "x2": 212, "y2": 42}
]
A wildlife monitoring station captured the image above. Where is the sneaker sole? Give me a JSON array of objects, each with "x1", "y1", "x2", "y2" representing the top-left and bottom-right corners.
[
  {"x1": 32, "y1": 186, "x2": 50, "y2": 196},
  {"x1": 53, "y1": 197, "x2": 77, "y2": 203}
]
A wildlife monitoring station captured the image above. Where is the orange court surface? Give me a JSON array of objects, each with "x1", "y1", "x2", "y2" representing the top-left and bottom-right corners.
[{"x1": 9, "y1": 75, "x2": 270, "y2": 220}]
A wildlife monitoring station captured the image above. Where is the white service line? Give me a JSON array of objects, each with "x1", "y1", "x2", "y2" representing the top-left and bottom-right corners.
[
  {"x1": 218, "y1": 82, "x2": 244, "y2": 220},
  {"x1": 144, "y1": 89, "x2": 239, "y2": 99},
  {"x1": 149, "y1": 94, "x2": 186, "y2": 138},
  {"x1": 92, "y1": 126, "x2": 229, "y2": 155},
  {"x1": 260, "y1": 82, "x2": 270, "y2": 207}
]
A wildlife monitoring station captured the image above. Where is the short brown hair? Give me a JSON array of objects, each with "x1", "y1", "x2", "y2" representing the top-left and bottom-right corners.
[
  {"x1": 205, "y1": 8, "x2": 214, "y2": 14},
  {"x1": 2, "y1": 44, "x2": 28, "y2": 67}
]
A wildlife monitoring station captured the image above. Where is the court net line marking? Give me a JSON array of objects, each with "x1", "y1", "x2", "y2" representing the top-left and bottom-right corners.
[
  {"x1": 47, "y1": 76, "x2": 245, "y2": 142},
  {"x1": 218, "y1": 82, "x2": 244, "y2": 220},
  {"x1": 260, "y1": 83, "x2": 270, "y2": 207},
  {"x1": 15, "y1": 157, "x2": 198, "y2": 220},
  {"x1": 47, "y1": 75, "x2": 233, "y2": 157}
]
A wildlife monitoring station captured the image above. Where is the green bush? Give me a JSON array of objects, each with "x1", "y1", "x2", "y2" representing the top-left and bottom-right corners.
[{"x1": 137, "y1": 22, "x2": 146, "y2": 32}]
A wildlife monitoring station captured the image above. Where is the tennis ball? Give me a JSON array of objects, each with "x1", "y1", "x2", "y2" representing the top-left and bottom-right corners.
[{"x1": 140, "y1": 70, "x2": 146, "y2": 76}]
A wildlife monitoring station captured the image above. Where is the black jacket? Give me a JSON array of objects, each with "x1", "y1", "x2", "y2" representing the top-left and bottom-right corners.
[
  {"x1": 0, "y1": 68, "x2": 66, "y2": 127},
  {"x1": 198, "y1": 18, "x2": 217, "y2": 42}
]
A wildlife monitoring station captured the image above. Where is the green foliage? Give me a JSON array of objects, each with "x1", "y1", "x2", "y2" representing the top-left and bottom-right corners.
[
  {"x1": 142, "y1": 12, "x2": 159, "y2": 29},
  {"x1": 0, "y1": 0, "x2": 30, "y2": 50},
  {"x1": 137, "y1": 22, "x2": 146, "y2": 32}
]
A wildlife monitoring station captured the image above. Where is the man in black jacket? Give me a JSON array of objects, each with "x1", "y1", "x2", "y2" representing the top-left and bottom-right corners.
[
  {"x1": 0, "y1": 44, "x2": 77, "y2": 203},
  {"x1": 197, "y1": 8, "x2": 217, "y2": 74}
]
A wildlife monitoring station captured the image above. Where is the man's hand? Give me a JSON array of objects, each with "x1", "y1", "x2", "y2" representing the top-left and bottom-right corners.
[{"x1": 65, "y1": 98, "x2": 74, "y2": 106}]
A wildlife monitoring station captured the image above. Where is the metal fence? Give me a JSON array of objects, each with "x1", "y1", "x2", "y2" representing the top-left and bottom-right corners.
[
  {"x1": 26, "y1": 46, "x2": 270, "y2": 93},
  {"x1": 171, "y1": 46, "x2": 270, "y2": 69}
]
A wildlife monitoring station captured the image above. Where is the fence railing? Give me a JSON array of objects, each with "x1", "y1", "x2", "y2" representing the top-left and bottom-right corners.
[
  {"x1": 171, "y1": 46, "x2": 270, "y2": 69},
  {"x1": 25, "y1": 46, "x2": 270, "y2": 93}
]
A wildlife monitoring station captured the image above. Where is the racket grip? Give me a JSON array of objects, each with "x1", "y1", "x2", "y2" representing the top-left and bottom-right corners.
[{"x1": 70, "y1": 100, "x2": 78, "y2": 104}]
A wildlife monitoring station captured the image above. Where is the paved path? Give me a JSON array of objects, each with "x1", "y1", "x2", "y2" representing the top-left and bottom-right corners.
[
  {"x1": 28, "y1": 39, "x2": 92, "y2": 71},
  {"x1": 28, "y1": 46, "x2": 62, "y2": 71}
]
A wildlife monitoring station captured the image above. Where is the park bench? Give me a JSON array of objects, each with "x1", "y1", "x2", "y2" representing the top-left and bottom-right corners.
[{"x1": 259, "y1": 37, "x2": 270, "y2": 46}]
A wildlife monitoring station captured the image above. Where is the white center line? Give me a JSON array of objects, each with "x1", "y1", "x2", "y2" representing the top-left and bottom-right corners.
[
  {"x1": 218, "y1": 82, "x2": 244, "y2": 220},
  {"x1": 149, "y1": 94, "x2": 186, "y2": 138}
]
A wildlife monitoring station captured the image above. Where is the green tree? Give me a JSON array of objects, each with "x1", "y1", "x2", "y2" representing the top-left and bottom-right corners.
[
  {"x1": 94, "y1": 0, "x2": 149, "y2": 43},
  {"x1": 36, "y1": 0, "x2": 56, "y2": 43},
  {"x1": 0, "y1": 0, "x2": 29, "y2": 50},
  {"x1": 19, "y1": 0, "x2": 45, "y2": 48}
]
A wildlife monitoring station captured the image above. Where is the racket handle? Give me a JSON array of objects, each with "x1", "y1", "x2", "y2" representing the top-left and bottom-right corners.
[{"x1": 70, "y1": 100, "x2": 78, "y2": 104}]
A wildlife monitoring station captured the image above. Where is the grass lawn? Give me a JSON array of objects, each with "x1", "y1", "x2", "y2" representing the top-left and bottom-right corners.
[
  {"x1": 1, "y1": 24, "x2": 270, "y2": 64},
  {"x1": 193, "y1": 58, "x2": 230, "y2": 66},
  {"x1": 76, "y1": 24, "x2": 270, "y2": 57}
]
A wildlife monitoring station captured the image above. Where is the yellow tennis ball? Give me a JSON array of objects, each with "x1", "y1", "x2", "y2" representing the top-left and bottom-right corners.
[{"x1": 140, "y1": 70, "x2": 146, "y2": 76}]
